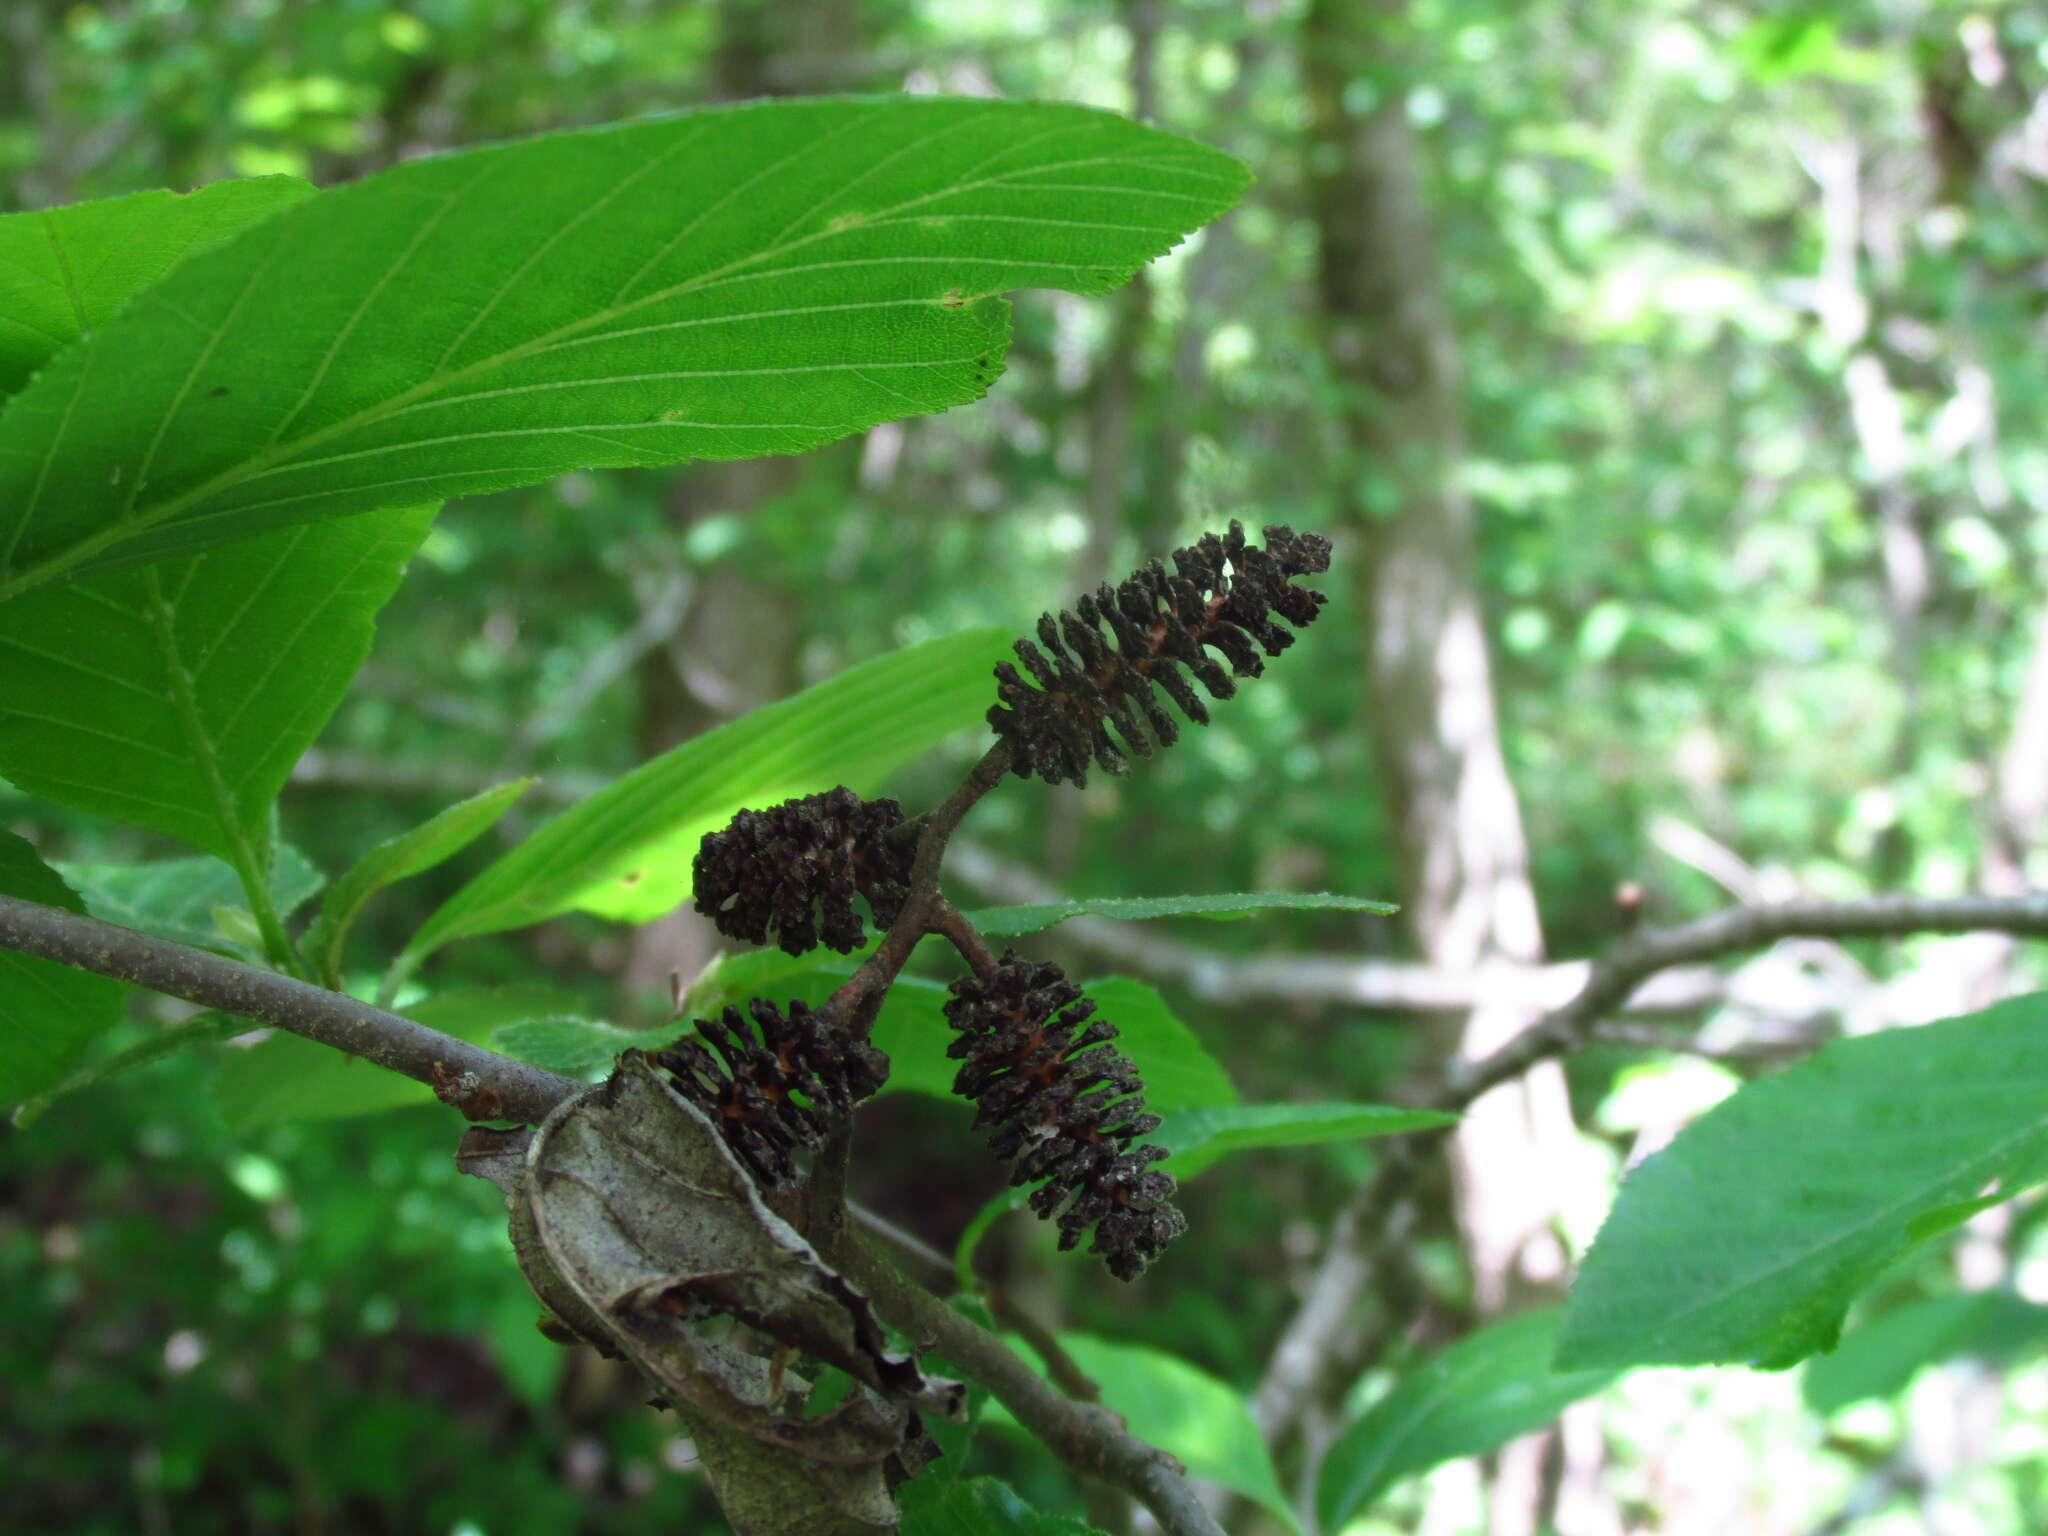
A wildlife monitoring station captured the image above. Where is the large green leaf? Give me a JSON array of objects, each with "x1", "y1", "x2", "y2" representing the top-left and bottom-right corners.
[
  {"x1": 0, "y1": 99, "x2": 1246, "y2": 598},
  {"x1": 1558, "y1": 993, "x2": 2048, "y2": 1372},
  {"x1": 899, "y1": 1477, "x2": 1106, "y2": 1536},
  {"x1": 1156, "y1": 1101, "x2": 1458, "y2": 1180},
  {"x1": 58, "y1": 846, "x2": 325, "y2": 953},
  {"x1": 0, "y1": 176, "x2": 314, "y2": 401},
  {"x1": 0, "y1": 509, "x2": 435, "y2": 862},
  {"x1": 989, "y1": 1334, "x2": 1295, "y2": 1530},
  {"x1": 969, "y1": 890, "x2": 1397, "y2": 937},
  {"x1": 405, "y1": 627, "x2": 1012, "y2": 963},
  {"x1": 1316, "y1": 1310, "x2": 1615, "y2": 1532},
  {"x1": 303, "y1": 778, "x2": 531, "y2": 984},
  {"x1": 0, "y1": 831, "x2": 128, "y2": 1105},
  {"x1": 212, "y1": 982, "x2": 583, "y2": 1131}
]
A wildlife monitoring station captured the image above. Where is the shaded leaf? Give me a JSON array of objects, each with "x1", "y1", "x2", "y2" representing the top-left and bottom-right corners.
[
  {"x1": 1803, "y1": 1291, "x2": 2048, "y2": 1415},
  {"x1": 0, "y1": 99, "x2": 1245, "y2": 598},
  {"x1": 1156, "y1": 1100, "x2": 1458, "y2": 1180},
  {"x1": 304, "y1": 778, "x2": 531, "y2": 983},
  {"x1": 407, "y1": 628, "x2": 1012, "y2": 962},
  {"x1": 58, "y1": 846, "x2": 324, "y2": 953},
  {"x1": 0, "y1": 509, "x2": 435, "y2": 860},
  {"x1": 494, "y1": 1016, "x2": 644, "y2": 1075},
  {"x1": 0, "y1": 831, "x2": 127, "y2": 1105},
  {"x1": 990, "y1": 1333, "x2": 1294, "y2": 1530},
  {"x1": 1317, "y1": 1310, "x2": 1615, "y2": 1532},
  {"x1": 969, "y1": 889, "x2": 1396, "y2": 937},
  {"x1": 13, "y1": 1010, "x2": 240, "y2": 1128},
  {"x1": 0, "y1": 176, "x2": 314, "y2": 401},
  {"x1": 900, "y1": 1476, "x2": 1106, "y2": 1535},
  {"x1": 213, "y1": 983, "x2": 583, "y2": 1131},
  {"x1": 1558, "y1": 993, "x2": 2048, "y2": 1371}
]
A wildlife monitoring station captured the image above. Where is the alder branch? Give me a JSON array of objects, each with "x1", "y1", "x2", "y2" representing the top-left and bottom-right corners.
[
  {"x1": 0, "y1": 894, "x2": 580, "y2": 1124},
  {"x1": 840, "y1": 1234, "x2": 1225, "y2": 1536}
]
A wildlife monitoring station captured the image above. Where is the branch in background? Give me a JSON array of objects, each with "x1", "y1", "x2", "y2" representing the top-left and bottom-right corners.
[
  {"x1": 1251, "y1": 889, "x2": 2048, "y2": 1450},
  {"x1": 947, "y1": 838, "x2": 1726, "y2": 1014},
  {"x1": 0, "y1": 894, "x2": 580, "y2": 1124},
  {"x1": 506, "y1": 567, "x2": 694, "y2": 767},
  {"x1": 840, "y1": 1234, "x2": 1225, "y2": 1536}
]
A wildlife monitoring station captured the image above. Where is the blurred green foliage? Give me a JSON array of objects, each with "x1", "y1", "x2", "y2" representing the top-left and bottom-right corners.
[{"x1": 6, "y1": 0, "x2": 2048, "y2": 1532}]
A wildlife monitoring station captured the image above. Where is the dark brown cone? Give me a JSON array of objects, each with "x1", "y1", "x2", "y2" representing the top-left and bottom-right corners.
[
  {"x1": 650, "y1": 998, "x2": 888, "y2": 1187},
  {"x1": 692, "y1": 786, "x2": 914, "y2": 957},
  {"x1": 943, "y1": 951, "x2": 1185, "y2": 1281},
  {"x1": 988, "y1": 520, "x2": 1331, "y2": 787}
]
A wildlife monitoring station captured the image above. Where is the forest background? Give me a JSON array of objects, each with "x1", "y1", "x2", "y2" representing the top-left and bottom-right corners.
[{"x1": 5, "y1": 1, "x2": 2048, "y2": 1534}]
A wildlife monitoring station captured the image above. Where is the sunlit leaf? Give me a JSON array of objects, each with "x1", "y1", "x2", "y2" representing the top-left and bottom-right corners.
[
  {"x1": 304, "y1": 778, "x2": 531, "y2": 984},
  {"x1": 1156, "y1": 1100, "x2": 1457, "y2": 1179},
  {"x1": 1317, "y1": 1310, "x2": 1615, "y2": 1531},
  {"x1": 405, "y1": 628, "x2": 1012, "y2": 963},
  {"x1": 1558, "y1": 993, "x2": 2048, "y2": 1372},
  {"x1": 213, "y1": 983, "x2": 584, "y2": 1131},
  {"x1": 493, "y1": 1016, "x2": 645, "y2": 1075},
  {"x1": 0, "y1": 176, "x2": 314, "y2": 401},
  {"x1": 969, "y1": 890, "x2": 1396, "y2": 937},
  {"x1": 0, "y1": 99, "x2": 1246, "y2": 598},
  {"x1": 0, "y1": 509, "x2": 435, "y2": 862},
  {"x1": 0, "y1": 831, "x2": 127, "y2": 1106}
]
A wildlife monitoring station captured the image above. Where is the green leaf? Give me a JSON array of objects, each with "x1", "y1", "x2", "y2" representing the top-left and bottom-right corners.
[
  {"x1": 0, "y1": 176, "x2": 315, "y2": 401},
  {"x1": 1557, "y1": 993, "x2": 2048, "y2": 1372},
  {"x1": 58, "y1": 846, "x2": 324, "y2": 952},
  {"x1": 969, "y1": 889, "x2": 1397, "y2": 937},
  {"x1": 1155, "y1": 1101, "x2": 1458, "y2": 1180},
  {"x1": 493, "y1": 1016, "x2": 644, "y2": 1075},
  {"x1": 13, "y1": 1010, "x2": 241, "y2": 1128},
  {"x1": 0, "y1": 831, "x2": 128, "y2": 1105},
  {"x1": 212, "y1": 983, "x2": 583, "y2": 1131},
  {"x1": 0, "y1": 99, "x2": 1246, "y2": 598},
  {"x1": 1802, "y1": 1290, "x2": 2048, "y2": 1415},
  {"x1": 991, "y1": 1334, "x2": 1295, "y2": 1530},
  {"x1": 899, "y1": 1476, "x2": 1107, "y2": 1536},
  {"x1": 304, "y1": 779, "x2": 531, "y2": 984},
  {"x1": 0, "y1": 508, "x2": 436, "y2": 861},
  {"x1": 1317, "y1": 1310, "x2": 1615, "y2": 1531},
  {"x1": 406, "y1": 628, "x2": 1012, "y2": 963}
]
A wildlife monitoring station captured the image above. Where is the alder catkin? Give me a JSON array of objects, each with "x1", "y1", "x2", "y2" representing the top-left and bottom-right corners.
[
  {"x1": 987, "y1": 520, "x2": 1332, "y2": 787},
  {"x1": 944, "y1": 951, "x2": 1185, "y2": 1281},
  {"x1": 692, "y1": 786, "x2": 914, "y2": 956}
]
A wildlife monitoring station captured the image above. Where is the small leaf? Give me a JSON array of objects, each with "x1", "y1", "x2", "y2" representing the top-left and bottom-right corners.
[
  {"x1": 989, "y1": 1334, "x2": 1295, "y2": 1530},
  {"x1": 969, "y1": 889, "x2": 1397, "y2": 937},
  {"x1": 900, "y1": 1476, "x2": 1107, "y2": 1535},
  {"x1": 407, "y1": 628, "x2": 1013, "y2": 963},
  {"x1": 0, "y1": 99, "x2": 1245, "y2": 598},
  {"x1": 1802, "y1": 1290, "x2": 2048, "y2": 1415},
  {"x1": 0, "y1": 510, "x2": 435, "y2": 861},
  {"x1": 0, "y1": 831, "x2": 127, "y2": 1105},
  {"x1": 494, "y1": 1016, "x2": 643, "y2": 1075},
  {"x1": 0, "y1": 176, "x2": 315, "y2": 401},
  {"x1": 13, "y1": 1010, "x2": 240, "y2": 1128},
  {"x1": 1558, "y1": 993, "x2": 2048, "y2": 1372},
  {"x1": 1155, "y1": 1101, "x2": 1458, "y2": 1180},
  {"x1": 58, "y1": 846, "x2": 324, "y2": 952},
  {"x1": 1316, "y1": 1310, "x2": 1616, "y2": 1531},
  {"x1": 304, "y1": 778, "x2": 532, "y2": 983},
  {"x1": 213, "y1": 983, "x2": 584, "y2": 1131}
]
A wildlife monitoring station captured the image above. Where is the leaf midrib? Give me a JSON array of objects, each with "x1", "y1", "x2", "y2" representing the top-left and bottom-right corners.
[{"x1": 5, "y1": 126, "x2": 1226, "y2": 600}]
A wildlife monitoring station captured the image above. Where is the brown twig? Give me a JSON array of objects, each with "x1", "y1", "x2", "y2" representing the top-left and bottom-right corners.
[
  {"x1": 0, "y1": 893, "x2": 580, "y2": 1124},
  {"x1": 840, "y1": 1234, "x2": 1225, "y2": 1536}
]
